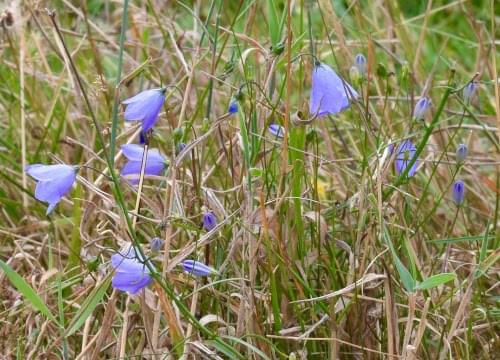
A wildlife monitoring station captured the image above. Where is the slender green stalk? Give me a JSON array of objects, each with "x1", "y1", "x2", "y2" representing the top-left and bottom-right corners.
[{"x1": 109, "y1": 0, "x2": 129, "y2": 165}]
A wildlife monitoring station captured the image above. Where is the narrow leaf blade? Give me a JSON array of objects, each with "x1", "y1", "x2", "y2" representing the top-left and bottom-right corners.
[
  {"x1": 65, "y1": 275, "x2": 112, "y2": 337},
  {"x1": 0, "y1": 259, "x2": 57, "y2": 323},
  {"x1": 415, "y1": 273, "x2": 456, "y2": 291},
  {"x1": 267, "y1": 0, "x2": 280, "y2": 46}
]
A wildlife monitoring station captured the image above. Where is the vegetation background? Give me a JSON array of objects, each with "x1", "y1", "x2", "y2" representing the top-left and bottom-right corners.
[{"x1": 0, "y1": 0, "x2": 498, "y2": 359}]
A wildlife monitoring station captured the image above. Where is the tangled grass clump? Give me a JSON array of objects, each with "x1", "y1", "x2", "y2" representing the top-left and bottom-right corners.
[{"x1": 0, "y1": 1, "x2": 498, "y2": 359}]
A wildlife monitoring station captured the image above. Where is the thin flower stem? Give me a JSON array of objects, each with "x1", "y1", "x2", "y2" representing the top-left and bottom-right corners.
[
  {"x1": 20, "y1": 16, "x2": 27, "y2": 208},
  {"x1": 109, "y1": 0, "x2": 129, "y2": 166},
  {"x1": 46, "y1": 10, "x2": 241, "y2": 358},
  {"x1": 442, "y1": 207, "x2": 460, "y2": 273}
]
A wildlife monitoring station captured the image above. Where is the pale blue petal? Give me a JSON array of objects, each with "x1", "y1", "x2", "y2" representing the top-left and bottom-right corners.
[
  {"x1": 141, "y1": 94, "x2": 166, "y2": 132},
  {"x1": 121, "y1": 144, "x2": 145, "y2": 161},
  {"x1": 181, "y1": 260, "x2": 215, "y2": 277},
  {"x1": 310, "y1": 63, "x2": 358, "y2": 117},
  {"x1": 121, "y1": 160, "x2": 165, "y2": 184},
  {"x1": 112, "y1": 271, "x2": 152, "y2": 294},
  {"x1": 395, "y1": 140, "x2": 418, "y2": 177},
  {"x1": 144, "y1": 160, "x2": 165, "y2": 177},
  {"x1": 111, "y1": 253, "x2": 138, "y2": 270},
  {"x1": 34, "y1": 172, "x2": 76, "y2": 210},
  {"x1": 121, "y1": 161, "x2": 142, "y2": 181},
  {"x1": 124, "y1": 101, "x2": 149, "y2": 121},
  {"x1": 121, "y1": 144, "x2": 165, "y2": 164},
  {"x1": 268, "y1": 124, "x2": 285, "y2": 138},
  {"x1": 146, "y1": 148, "x2": 166, "y2": 164},
  {"x1": 46, "y1": 202, "x2": 58, "y2": 215},
  {"x1": 111, "y1": 250, "x2": 152, "y2": 294},
  {"x1": 123, "y1": 89, "x2": 165, "y2": 128},
  {"x1": 26, "y1": 164, "x2": 75, "y2": 181},
  {"x1": 122, "y1": 89, "x2": 161, "y2": 105}
]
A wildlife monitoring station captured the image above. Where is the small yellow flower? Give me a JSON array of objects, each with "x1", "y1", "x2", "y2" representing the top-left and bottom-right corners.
[{"x1": 312, "y1": 176, "x2": 328, "y2": 201}]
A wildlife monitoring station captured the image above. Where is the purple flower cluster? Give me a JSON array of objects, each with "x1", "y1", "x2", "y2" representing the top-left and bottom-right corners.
[{"x1": 22, "y1": 52, "x2": 473, "y2": 300}]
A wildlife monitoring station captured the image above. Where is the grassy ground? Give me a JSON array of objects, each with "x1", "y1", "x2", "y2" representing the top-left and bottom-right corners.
[{"x1": 0, "y1": 0, "x2": 499, "y2": 359}]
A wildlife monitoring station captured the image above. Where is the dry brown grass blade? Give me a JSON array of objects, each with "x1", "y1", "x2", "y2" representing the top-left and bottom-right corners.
[{"x1": 153, "y1": 282, "x2": 184, "y2": 348}]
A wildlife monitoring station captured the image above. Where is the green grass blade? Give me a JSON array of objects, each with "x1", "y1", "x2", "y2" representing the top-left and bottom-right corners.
[
  {"x1": 0, "y1": 259, "x2": 57, "y2": 323},
  {"x1": 222, "y1": 335, "x2": 271, "y2": 360},
  {"x1": 383, "y1": 228, "x2": 415, "y2": 292},
  {"x1": 267, "y1": 0, "x2": 280, "y2": 47},
  {"x1": 65, "y1": 275, "x2": 112, "y2": 337},
  {"x1": 415, "y1": 273, "x2": 456, "y2": 291}
]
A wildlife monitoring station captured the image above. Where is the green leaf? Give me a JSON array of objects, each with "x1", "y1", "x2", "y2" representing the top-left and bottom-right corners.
[
  {"x1": 267, "y1": 0, "x2": 280, "y2": 47},
  {"x1": 475, "y1": 224, "x2": 492, "y2": 279},
  {"x1": 65, "y1": 275, "x2": 112, "y2": 337},
  {"x1": 428, "y1": 234, "x2": 495, "y2": 245},
  {"x1": 393, "y1": 255, "x2": 416, "y2": 292},
  {"x1": 211, "y1": 338, "x2": 244, "y2": 359},
  {"x1": 223, "y1": 335, "x2": 271, "y2": 360},
  {"x1": 415, "y1": 273, "x2": 456, "y2": 290},
  {"x1": 382, "y1": 228, "x2": 415, "y2": 292},
  {"x1": 0, "y1": 259, "x2": 57, "y2": 323}
]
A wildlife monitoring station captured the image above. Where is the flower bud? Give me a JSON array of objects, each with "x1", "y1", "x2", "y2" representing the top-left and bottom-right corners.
[
  {"x1": 177, "y1": 142, "x2": 187, "y2": 153},
  {"x1": 150, "y1": 237, "x2": 164, "y2": 252},
  {"x1": 456, "y1": 143, "x2": 468, "y2": 163},
  {"x1": 228, "y1": 98, "x2": 238, "y2": 114},
  {"x1": 401, "y1": 61, "x2": 410, "y2": 83},
  {"x1": 452, "y1": 180, "x2": 465, "y2": 205},
  {"x1": 181, "y1": 260, "x2": 216, "y2": 277},
  {"x1": 203, "y1": 211, "x2": 217, "y2": 231},
  {"x1": 463, "y1": 81, "x2": 477, "y2": 103},
  {"x1": 173, "y1": 127, "x2": 184, "y2": 142},
  {"x1": 413, "y1": 97, "x2": 431, "y2": 121},
  {"x1": 354, "y1": 53, "x2": 367, "y2": 76}
]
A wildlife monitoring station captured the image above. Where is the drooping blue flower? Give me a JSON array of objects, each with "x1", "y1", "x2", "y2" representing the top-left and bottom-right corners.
[
  {"x1": 310, "y1": 62, "x2": 358, "y2": 117},
  {"x1": 120, "y1": 144, "x2": 166, "y2": 184},
  {"x1": 203, "y1": 211, "x2": 217, "y2": 231},
  {"x1": 268, "y1": 124, "x2": 285, "y2": 139},
  {"x1": 463, "y1": 82, "x2": 477, "y2": 103},
  {"x1": 228, "y1": 98, "x2": 239, "y2": 114},
  {"x1": 413, "y1": 97, "x2": 431, "y2": 121},
  {"x1": 354, "y1": 53, "x2": 367, "y2": 76},
  {"x1": 25, "y1": 164, "x2": 77, "y2": 215},
  {"x1": 395, "y1": 140, "x2": 418, "y2": 177},
  {"x1": 452, "y1": 180, "x2": 465, "y2": 205},
  {"x1": 123, "y1": 88, "x2": 166, "y2": 133},
  {"x1": 181, "y1": 260, "x2": 216, "y2": 277},
  {"x1": 111, "y1": 246, "x2": 152, "y2": 294},
  {"x1": 150, "y1": 237, "x2": 164, "y2": 252},
  {"x1": 456, "y1": 143, "x2": 468, "y2": 163}
]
